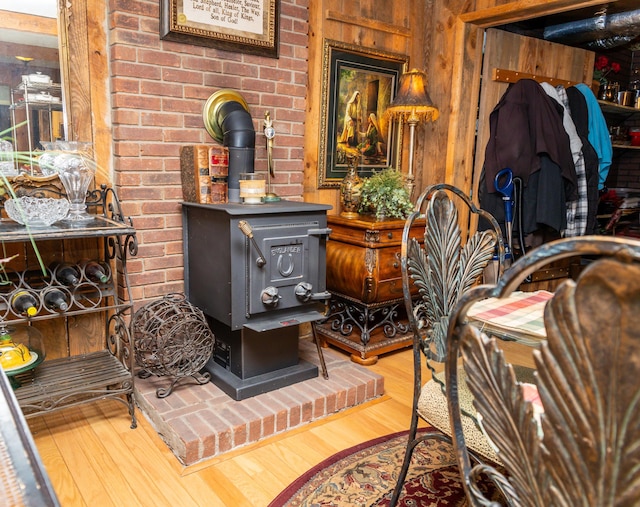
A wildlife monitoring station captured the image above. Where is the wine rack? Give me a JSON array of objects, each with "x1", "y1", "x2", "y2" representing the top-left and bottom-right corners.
[
  {"x1": 0, "y1": 185, "x2": 138, "y2": 428},
  {"x1": 0, "y1": 261, "x2": 113, "y2": 318}
]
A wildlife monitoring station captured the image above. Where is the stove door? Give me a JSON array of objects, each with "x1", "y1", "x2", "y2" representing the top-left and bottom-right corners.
[{"x1": 248, "y1": 222, "x2": 324, "y2": 317}]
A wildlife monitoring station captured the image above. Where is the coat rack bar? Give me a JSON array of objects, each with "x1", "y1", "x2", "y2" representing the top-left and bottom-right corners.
[{"x1": 492, "y1": 68, "x2": 581, "y2": 88}]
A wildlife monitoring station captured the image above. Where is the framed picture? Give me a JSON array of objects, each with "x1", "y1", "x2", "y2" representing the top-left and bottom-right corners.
[
  {"x1": 318, "y1": 39, "x2": 408, "y2": 188},
  {"x1": 160, "y1": 0, "x2": 279, "y2": 58}
]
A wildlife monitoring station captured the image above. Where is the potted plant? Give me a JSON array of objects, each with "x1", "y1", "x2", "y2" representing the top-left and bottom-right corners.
[{"x1": 358, "y1": 167, "x2": 413, "y2": 220}]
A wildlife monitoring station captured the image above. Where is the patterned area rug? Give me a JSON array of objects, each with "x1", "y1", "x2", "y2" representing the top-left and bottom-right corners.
[{"x1": 268, "y1": 428, "x2": 483, "y2": 506}]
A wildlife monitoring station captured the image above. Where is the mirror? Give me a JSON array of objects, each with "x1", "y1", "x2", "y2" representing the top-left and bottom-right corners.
[{"x1": 0, "y1": 2, "x2": 63, "y2": 173}]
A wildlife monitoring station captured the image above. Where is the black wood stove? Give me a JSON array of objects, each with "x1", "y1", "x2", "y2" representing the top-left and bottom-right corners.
[{"x1": 182, "y1": 201, "x2": 332, "y2": 400}]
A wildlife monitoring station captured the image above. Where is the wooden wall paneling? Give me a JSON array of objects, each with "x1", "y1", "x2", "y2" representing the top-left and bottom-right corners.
[
  {"x1": 303, "y1": 0, "x2": 336, "y2": 211},
  {"x1": 64, "y1": 237, "x2": 104, "y2": 356},
  {"x1": 444, "y1": 20, "x2": 485, "y2": 198},
  {"x1": 56, "y1": 0, "x2": 115, "y2": 356},
  {"x1": 303, "y1": 0, "x2": 415, "y2": 213},
  {"x1": 86, "y1": 0, "x2": 112, "y2": 186},
  {"x1": 58, "y1": 0, "x2": 92, "y2": 144},
  {"x1": 460, "y1": 0, "x2": 613, "y2": 28}
]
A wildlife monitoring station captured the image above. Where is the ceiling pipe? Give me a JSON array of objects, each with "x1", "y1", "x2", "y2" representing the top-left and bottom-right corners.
[{"x1": 543, "y1": 9, "x2": 640, "y2": 49}]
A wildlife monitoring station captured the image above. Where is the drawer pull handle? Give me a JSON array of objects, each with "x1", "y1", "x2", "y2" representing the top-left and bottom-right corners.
[{"x1": 393, "y1": 252, "x2": 401, "y2": 268}]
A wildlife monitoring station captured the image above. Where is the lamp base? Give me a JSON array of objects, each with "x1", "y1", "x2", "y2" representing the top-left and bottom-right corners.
[{"x1": 263, "y1": 193, "x2": 281, "y2": 202}]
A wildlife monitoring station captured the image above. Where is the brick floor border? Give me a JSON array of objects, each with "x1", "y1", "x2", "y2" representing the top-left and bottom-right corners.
[{"x1": 134, "y1": 338, "x2": 385, "y2": 466}]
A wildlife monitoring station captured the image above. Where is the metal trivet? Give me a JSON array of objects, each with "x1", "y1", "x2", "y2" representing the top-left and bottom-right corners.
[{"x1": 132, "y1": 293, "x2": 214, "y2": 398}]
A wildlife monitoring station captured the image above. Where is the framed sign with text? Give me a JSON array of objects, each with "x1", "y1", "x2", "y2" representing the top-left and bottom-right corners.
[{"x1": 160, "y1": 0, "x2": 279, "y2": 58}]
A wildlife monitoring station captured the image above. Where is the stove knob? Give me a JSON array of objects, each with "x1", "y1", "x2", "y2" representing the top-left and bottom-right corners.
[
  {"x1": 295, "y1": 282, "x2": 331, "y2": 303},
  {"x1": 295, "y1": 282, "x2": 313, "y2": 302},
  {"x1": 261, "y1": 286, "x2": 280, "y2": 307}
]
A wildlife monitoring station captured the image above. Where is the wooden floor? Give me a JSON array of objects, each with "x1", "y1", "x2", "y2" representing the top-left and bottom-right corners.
[
  {"x1": 26, "y1": 346, "x2": 415, "y2": 506},
  {"x1": 28, "y1": 341, "x2": 533, "y2": 506}
]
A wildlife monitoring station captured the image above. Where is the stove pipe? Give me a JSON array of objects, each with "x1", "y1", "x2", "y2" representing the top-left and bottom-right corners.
[{"x1": 219, "y1": 101, "x2": 256, "y2": 202}]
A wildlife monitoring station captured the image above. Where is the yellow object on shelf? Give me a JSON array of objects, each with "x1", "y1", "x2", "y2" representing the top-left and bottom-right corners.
[
  {"x1": 0, "y1": 325, "x2": 43, "y2": 372},
  {"x1": 0, "y1": 331, "x2": 32, "y2": 370}
]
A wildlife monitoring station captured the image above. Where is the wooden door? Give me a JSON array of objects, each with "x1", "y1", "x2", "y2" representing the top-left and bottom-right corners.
[
  {"x1": 472, "y1": 28, "x2": 595, "y2": 202},
  {"x1": 472, "y1": 29, "x2": 595, "y2": 290}
]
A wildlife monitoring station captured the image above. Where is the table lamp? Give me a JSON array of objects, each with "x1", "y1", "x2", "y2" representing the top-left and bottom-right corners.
[{"x1": 386, "y1": 68, "x2": 439, "y2": 198}]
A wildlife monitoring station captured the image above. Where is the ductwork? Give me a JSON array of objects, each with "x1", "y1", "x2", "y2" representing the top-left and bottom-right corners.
[
  {"x1": 543, "y1": 8, "x2": 640, "y2": 49},
  {"x1": 203, "y1": 90, "x2": 256, "y2": 202}
]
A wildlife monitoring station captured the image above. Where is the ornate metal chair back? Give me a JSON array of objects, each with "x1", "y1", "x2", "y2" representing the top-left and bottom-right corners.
[{"x1": 446, "y1": 235, "x2": 640, "y2": 506}]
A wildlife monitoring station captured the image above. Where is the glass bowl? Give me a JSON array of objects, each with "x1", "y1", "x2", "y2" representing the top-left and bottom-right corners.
[{"x1": 4, "y1": 196, "x2": 70, "y2": 227}]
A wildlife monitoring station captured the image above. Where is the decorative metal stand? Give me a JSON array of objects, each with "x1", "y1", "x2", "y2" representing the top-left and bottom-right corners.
[
  {"x1": 132, "y1": 293, "x2": 214, "y2": 398},
  {"x1": 322, "y1": 292, "x2": 409, "y2": 346}
]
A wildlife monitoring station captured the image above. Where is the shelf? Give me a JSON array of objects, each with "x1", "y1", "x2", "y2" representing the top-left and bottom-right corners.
[
  {"x1": 10, "y1": 101, "x2": 63, "y2": 112},
  {"x1": 0, "y1": 215, "x2": 135, "y2": 243},
  {"x1": 12, "y1": 82, "x2": 62, "y2": 94},
  {"x1": 10, "y1": 350, "x2": 134, "y2": 423},
  {"x1": 598, "y1": 99, "x2": 640, "y2": 123},
  {"x1": 0, "y1": 186, "x2": 137, "y2": 428},
  {"x1": 612, "y1": 143, "x2": 640, "y2": 150}
]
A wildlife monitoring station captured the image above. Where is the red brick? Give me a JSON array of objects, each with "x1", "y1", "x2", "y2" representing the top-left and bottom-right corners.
[
  {"x1": 162, "y1": 68, "x2": 204, "y2": 84},
  {"x1": 110, "y1": 29, "x2": 159, "y2": 48},
  {"x1": 140, "y1": 80, "x2": 183, "y2": 97},
  {"x1": 111, "y1": 12, "x2": 139, "y2": 31},
  {"x1": 110, "y1": 45, "x2": 137, "y2": 62}
]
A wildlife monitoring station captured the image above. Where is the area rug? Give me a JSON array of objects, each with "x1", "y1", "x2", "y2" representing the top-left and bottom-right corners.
[{"x1": 268, "y1": 428, "x2": 490, "y2": 506}]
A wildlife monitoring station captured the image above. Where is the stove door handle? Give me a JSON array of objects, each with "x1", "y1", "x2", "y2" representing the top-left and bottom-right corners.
[
  {"x1": 238, "y1": 219, "x2": 267, "y2": 268},
  {"x1": 295, "y1": 282, "x2": 331, "y2": 302},
  {"x1": 307, "y1": 227, "x2": 332, "y2": 237}
]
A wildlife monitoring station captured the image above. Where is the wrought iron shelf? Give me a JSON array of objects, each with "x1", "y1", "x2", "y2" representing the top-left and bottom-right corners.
[
  {"x1": 0, "y1": 185, "x2": 138, "y2": 428},
  {"x1": 10, "y1": 350, "x2": 133, "y2": 419},
  {"x1": 0, "y1": 215, "x2": 135, "y2": 242}
]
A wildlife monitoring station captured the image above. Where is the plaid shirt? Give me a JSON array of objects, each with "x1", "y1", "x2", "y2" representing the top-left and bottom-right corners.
[{"x1": 543, "y1": 84, "x2": 588, "y2": 237}]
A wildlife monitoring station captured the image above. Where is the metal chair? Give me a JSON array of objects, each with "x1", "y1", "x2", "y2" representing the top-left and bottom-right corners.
[
  {"x1": 446, "y1": 235, "x2": 640, "y2": 506},
  {"x1": 389, "y1": 183, "x2": 506, "y2": 506}
]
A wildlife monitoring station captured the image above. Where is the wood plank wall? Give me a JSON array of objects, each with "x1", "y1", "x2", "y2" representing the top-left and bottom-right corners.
[
  {"x1": 303, "y1": 0, "x2": 425, "y2": 214},
  {"x1": 301, "y1": 0, "x2": 611, "y2": 213}
]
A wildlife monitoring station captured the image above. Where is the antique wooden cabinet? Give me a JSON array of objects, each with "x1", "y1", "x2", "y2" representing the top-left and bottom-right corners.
[{"x1": 315, "y1": 214, "x2": 423, "y2": 364}]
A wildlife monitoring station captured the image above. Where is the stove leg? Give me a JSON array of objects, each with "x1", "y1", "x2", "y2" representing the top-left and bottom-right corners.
[{"x1": 311, "y1": 322, "x2": 329, "y2": 380}]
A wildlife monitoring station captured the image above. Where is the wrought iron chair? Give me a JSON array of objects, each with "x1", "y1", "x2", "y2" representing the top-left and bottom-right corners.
[
  {"x1": 446, "y1": 235, "x2": 640, "y2": 506},
  {"x1": 389, "y1": 183, "x2": 507, "y2": 506}
]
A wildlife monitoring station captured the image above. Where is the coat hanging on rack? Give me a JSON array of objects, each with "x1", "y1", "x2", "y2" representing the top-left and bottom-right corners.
[{"x1": 480, "y1": 79, "x2": 577, "y2": 247}]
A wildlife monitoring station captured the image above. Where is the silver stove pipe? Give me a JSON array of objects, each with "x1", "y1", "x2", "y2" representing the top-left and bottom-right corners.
[{"x1": 544, "y1": 9, "x2": 640, "y2": 49}]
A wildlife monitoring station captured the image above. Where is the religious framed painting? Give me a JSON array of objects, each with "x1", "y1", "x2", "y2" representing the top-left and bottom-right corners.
[
  {"x1": 160, "y1": 0, "x2": 279, "y2": 58},
  {"x1": 318, "y1": 39, "x2": 408, "y2": 188}
]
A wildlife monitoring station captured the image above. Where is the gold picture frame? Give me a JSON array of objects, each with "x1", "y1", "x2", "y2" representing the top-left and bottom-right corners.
[
  {"x1": 318, "y1": 39, "x2": 408, "y2": 188},
  {"x1": 160, "y1": 0, "x2": 279, "y2": 58}
]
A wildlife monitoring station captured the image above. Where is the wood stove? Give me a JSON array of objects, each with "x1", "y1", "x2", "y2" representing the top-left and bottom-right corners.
[{"x1": 182, "y1": 201, "x2": 332, "y2": 399}]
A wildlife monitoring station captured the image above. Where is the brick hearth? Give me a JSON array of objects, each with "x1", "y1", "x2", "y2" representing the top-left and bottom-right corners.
[{"x1": 134, "y1": 338, "x2": 384, "y2": 466}]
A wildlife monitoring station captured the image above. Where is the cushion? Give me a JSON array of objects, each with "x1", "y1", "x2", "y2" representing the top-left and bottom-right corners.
[{"x1": 417, "y1": 366, "x2": 536, "y2": 464}]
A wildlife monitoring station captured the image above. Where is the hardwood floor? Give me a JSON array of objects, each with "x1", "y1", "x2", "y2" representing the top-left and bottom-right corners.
[
  {"x1": 28, "y1": 341, "x2": 534, "y2": 506},
  {"x1": 27, "y1": 346, "x2": 417, "y2": 507}
]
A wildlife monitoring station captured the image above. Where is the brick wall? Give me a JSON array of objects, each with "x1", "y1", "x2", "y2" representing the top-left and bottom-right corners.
[{"x1": 108, "y1": 0, "x2": 310, "y2": 304}]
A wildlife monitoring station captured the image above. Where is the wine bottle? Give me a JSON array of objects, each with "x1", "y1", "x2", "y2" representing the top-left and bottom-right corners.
[
  {"x1": 50, "y1": 262, "x2": 80, "y2": 286},
  {"x1": 82, "y1": 260, "x2": 109, "y2": 284},
  {"x1": 43, "y1": 288, "x2": 70, "y2": 312},
  {"x1": 11, "y1": 290, "x2": 38, "y2": 317}
]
